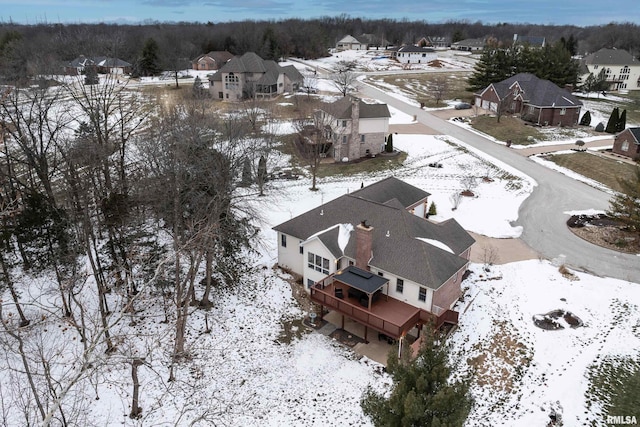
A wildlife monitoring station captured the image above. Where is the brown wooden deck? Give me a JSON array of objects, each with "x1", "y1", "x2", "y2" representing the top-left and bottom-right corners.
[{"x1": 310, "y1": 276, "x2": 458, "y2": 340}]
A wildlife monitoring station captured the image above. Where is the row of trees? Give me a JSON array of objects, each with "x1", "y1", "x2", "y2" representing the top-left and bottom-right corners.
[
  {"x1": 0, "y1": 19, "x2": 639, "y2": 84},
  {"x1": 467, "y1": 41, "x2": 579, "y2": 92},
  {"x1": 0, "y1": 71, "x2": 277, "y2": 424}
]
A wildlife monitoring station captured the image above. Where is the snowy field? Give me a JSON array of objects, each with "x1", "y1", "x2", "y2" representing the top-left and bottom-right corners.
[{"x1": 3, "y1": 50, "x2": 639, "y2": 427}]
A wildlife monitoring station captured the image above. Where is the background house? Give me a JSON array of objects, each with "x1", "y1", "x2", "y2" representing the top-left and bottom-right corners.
[
  {"x1": 208, "y1": 52, "x2": 303, "y2": 100},
  {"x1": 191, "y1": 51, "x2": 233, "y2": 71},
  {"x1": 475, "y1": 73, "x2": 582, "y2": 127},
  {"x1": 582, "y1": 48, "x2": 640, "y2": 91},
  {"x1": 63, "y1": 56, "x2": 132, "y2": 75},
  {"x1": 317, "y1": 96, "x2": 390, "y2": 162},
  {"x1": 395, "y1": 45, "x2": 437, "y2": 64},
  {"x1": 513, "y1": 34, "x2": 546, "y2": 48},
  {"x1": 451, "y1": 38, "x2": 485, "y2": 51},
  {"x1": 336, "y1": 35, "x2": 368, "y2": 51},
  {"x1": 273, "y1": 177, "x2": 474, "y2": 340},
  {"x1": 613, "y1": 127, "x2": 640, "y2": 160},
  {"x1": 416, "y1": 36, "x2": 450, "y2": 49}
]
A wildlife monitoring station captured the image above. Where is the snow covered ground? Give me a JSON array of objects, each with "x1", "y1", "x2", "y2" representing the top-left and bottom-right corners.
[{"x1": 4, "y1": 50, "x2": 639, "y2": 427}]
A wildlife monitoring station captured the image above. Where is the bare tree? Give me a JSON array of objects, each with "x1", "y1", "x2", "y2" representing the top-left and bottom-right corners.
[
  {"x1": 330, "y1": 70, "x2": 357, "y2": 96},
  {"x1": 431, "y1": 75, "x2": 449, "y2": 106},
  {"x1": 450, "y1": 192, "x2": 462, "y2": 210}
]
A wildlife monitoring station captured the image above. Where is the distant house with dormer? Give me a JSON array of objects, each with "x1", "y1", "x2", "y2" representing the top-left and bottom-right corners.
[
  {"x1": 475, "y1": 73, "x2": 582, "y2": 127},
  {"x1": 451, "y1": 38, "x2": 485, "y2": 51},
  {"x1": 191, "y1": 51, "x2": 233, "y2": 71},
  {"x1": 207, "y1": 52, "x2": 303, "y2": 100},
  {"x1": 582, "y1": 48, "x2": 640, "y2": 91},
  {"x1": 63, "y1": 55, "x2": 132, "y2": 75},
  {"x1": 336, "y1": 35, "x2": 368, "y2": 51},
  {"x1": 416, "y1": 36, "x2": 451, "y2": 49}
]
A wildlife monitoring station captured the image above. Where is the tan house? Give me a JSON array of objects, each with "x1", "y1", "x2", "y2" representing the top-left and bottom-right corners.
[
  {"x1": 583, "y1": 48, "x2": 640, "y2": 92},
  {"x1": 207, "y1": 52, "x2": 303, "y2": 100},
  {"x1": 336, "y1": 35, "x2": 368, "y2": 51},
  {"x1": 613, "y1": 128, "x2": 640, "y2": 160},
  {"x1": 191, "y1": 51, "x2": 233, "y2": 71},
  {"x1": 475, "y1": 73, "x2": 582, "y2": 127},
  {"x1": 273, "y1": 177, "x2": 475, "y2": 341},
  {"x1": 316, "y1": 96, "x2": 390, "y2": 162}
]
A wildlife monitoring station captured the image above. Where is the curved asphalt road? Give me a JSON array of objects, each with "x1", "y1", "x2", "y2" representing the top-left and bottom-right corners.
[{"x1": 358, "y1": 82, "x2": 640, "y2": 284}]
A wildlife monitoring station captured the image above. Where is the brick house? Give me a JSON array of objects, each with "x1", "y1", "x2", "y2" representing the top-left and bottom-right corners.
[
  {"x1": 273, "y1": 177, "x2": 475, "y2": 341},
  {"x1": 475, "y1": 73, "x2": 582, "y2": 127},
  {"x1": 613, "y1": 128, "x2": 640, "y2": 160},
  {"x1": 191, "y1": 51, "x2": 233, "y2": 71},
  {"x1": 316, "y1": 96, "x2": 390, "y2": 162}
]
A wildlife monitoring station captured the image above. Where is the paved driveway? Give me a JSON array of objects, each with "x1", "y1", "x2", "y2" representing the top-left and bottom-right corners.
[{"x1": 359, "y1": 83, "x2": 640, "y2": 283}]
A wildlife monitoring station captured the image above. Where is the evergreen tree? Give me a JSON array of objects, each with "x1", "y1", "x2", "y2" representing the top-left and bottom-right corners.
[
  {"x1": 361, "y1": 326, "x2": 472, "y2": 427},
  {"x1": 84, "y1": 65, "x2": 98, "y2": 85},
  {"x1": 607, "y1": 166, "x2": 640, "y2": 234},
  {"x1": 579, "y1": 111, "x2": 592, "y2": 126},
  {"x1": 617, "y1": 109, "x2": 627, "y2": 132},
  {"x1": 451, "y1": 30, "x2": 464, "y2": 44},
  {"x1": 192, "y1": 76, "x2": 207, "y2": 99},
  {"x1": 139, "y1": 37, "x2": 161, "y2": 76},
  {"x1": 428, "y1": 201, "x2": 437, "y2": 217},
  {"x1": 606, "y1": 107, "x2": 620, "y2": 133},
  {"x1": 240, "y1": 157, "x2": 252, "y2": 187},
  {"x1": 385, "y1": 133, "x2": 393, "y2": 153}
]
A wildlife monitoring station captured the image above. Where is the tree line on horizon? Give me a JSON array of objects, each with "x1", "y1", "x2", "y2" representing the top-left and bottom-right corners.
[{"x1": 0, "y1": 18, "x2": 639, "y2": 82}]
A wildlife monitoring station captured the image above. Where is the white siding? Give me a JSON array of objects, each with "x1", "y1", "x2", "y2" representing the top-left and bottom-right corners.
[
  {"x1": 276, "y1": 232, "x2": 304, "y2": 275},
  {"x1": 359, "y1": 117, "x2": 389, "y2": 134},
  {"x1": 302, "y1": 239, "x2": 338, "y2": 291},
  {"x1": 374, "y1": 269, "x2": 434, "y2": 311}
]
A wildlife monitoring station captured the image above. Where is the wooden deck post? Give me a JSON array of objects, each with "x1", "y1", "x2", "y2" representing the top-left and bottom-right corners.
[{"x1": 341, "y1": 314, "x2": 345, "y2": 330}]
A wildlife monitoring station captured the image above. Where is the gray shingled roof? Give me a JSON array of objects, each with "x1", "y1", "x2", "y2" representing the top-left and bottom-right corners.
[
  {"x1": 220, "y1": 52, "x2": 267, "y2": 73},
  {"x1": 192, "y1": 50, "x2": 233, "y2": 65},
  {"x1": 273, "y1": 179, "x2": 474, "y2": 289},
  {"x1": 397, "y1": 45, "x2": 435, "y2": 53},
  {"x1": 491, "y1": 73, "x2": 582, "y2": 108},
  {"x1": 321, "y1": 96, "x2": 390, "y2": 120},
  {"x1": 351, "y1": 176, "x2": 430, "y2": 208},
  {"x1": 281, "y1": 64, "x2": 303, "y2": 83},
  {"x1": 584, "y1": 48, "x2": 637, "y2": 66}
]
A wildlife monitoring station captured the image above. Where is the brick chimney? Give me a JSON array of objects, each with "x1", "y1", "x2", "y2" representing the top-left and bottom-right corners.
[{"x1": 355, "y1": 220, "x2": 373, "y2": 270}]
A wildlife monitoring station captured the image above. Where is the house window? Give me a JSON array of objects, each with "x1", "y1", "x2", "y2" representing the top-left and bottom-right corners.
[
  {"x1": 396, "y1": 278, "x2": 404, "y2": 293},
  {"x1": 218, "y1": 92, "x2": 223, "y2": 99},
  {"x1": 299, "y1": 246, "x2": 304, "y2": 254},
  {"x1": 342, "y1": 120, "x2": 347, "y2": 127},
  {"x1": 418, "y1": 287, "x2": 426, "y2": 302},
  {"x1": 307, "y1": 279, "x2": 315, "y2": 289},
  {"x1": 378, "y1": 272, "x2": 383, "y2": 277},
  {"x1": 308, "y1": 252, "x2": 329, "y2": 275},
  {"x1": 360, "y1": 134, "x2": 365, "y2": 143},
  {"x1": 224, "y1": 73, "x2": 239, "y2": 90},
  {"x1": 528, "y1": 105, "x2": 534, "y2": 114},
  {"x1": 622, "y1": 140, "x2": 630, "y2": 151},
  {"x1": 349, "y1": 260, "x2": 354, "y2": 266},
  {"x1": 342, "y1": 135, "x2": 347, "y2": 144},
  {"x1": 281, "y1": 234, "x2": 286, "y2": 247},
  {"x1": 560, "y1": 108, "x2": 566, "y2": 116}
]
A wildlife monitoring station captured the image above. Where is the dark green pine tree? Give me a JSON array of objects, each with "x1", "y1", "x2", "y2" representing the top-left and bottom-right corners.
[
  {"x1": 579, "y1": 110, "x2": 592, "y2": 126},
  {"x1": 361, "y1": 326, "x2": 472, "y2": 427},
  {"x1": 467, "y1": 48, "x2": 511, "y2": 92},
  {"x1": 139, "y1": 37, "x2": 161, "y2": 76},
  {"x1": 606, "y1": 107, "x2": 620, "y2": 134},
  {"x1": 428, "y1": 201, "x2": 437, "y2": 217},
  {"x1": 385, "y1": 133, "x2": 393, "y2": 153},
  {"x1": 617, "y1": 109, "x2": 627, "y2": 132},
  {"x1": 84, "y1": 65, "x2": 98, "y2": 85}
]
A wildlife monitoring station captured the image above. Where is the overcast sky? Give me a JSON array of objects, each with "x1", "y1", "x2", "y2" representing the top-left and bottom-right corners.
[{"x1": 0, "y1": 0, "x2": 637, "y2": 26}]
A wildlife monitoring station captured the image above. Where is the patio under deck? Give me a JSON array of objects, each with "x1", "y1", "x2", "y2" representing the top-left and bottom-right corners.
[{"x1": 310, "y1": 275, "x2": 458, "y2": 341}]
